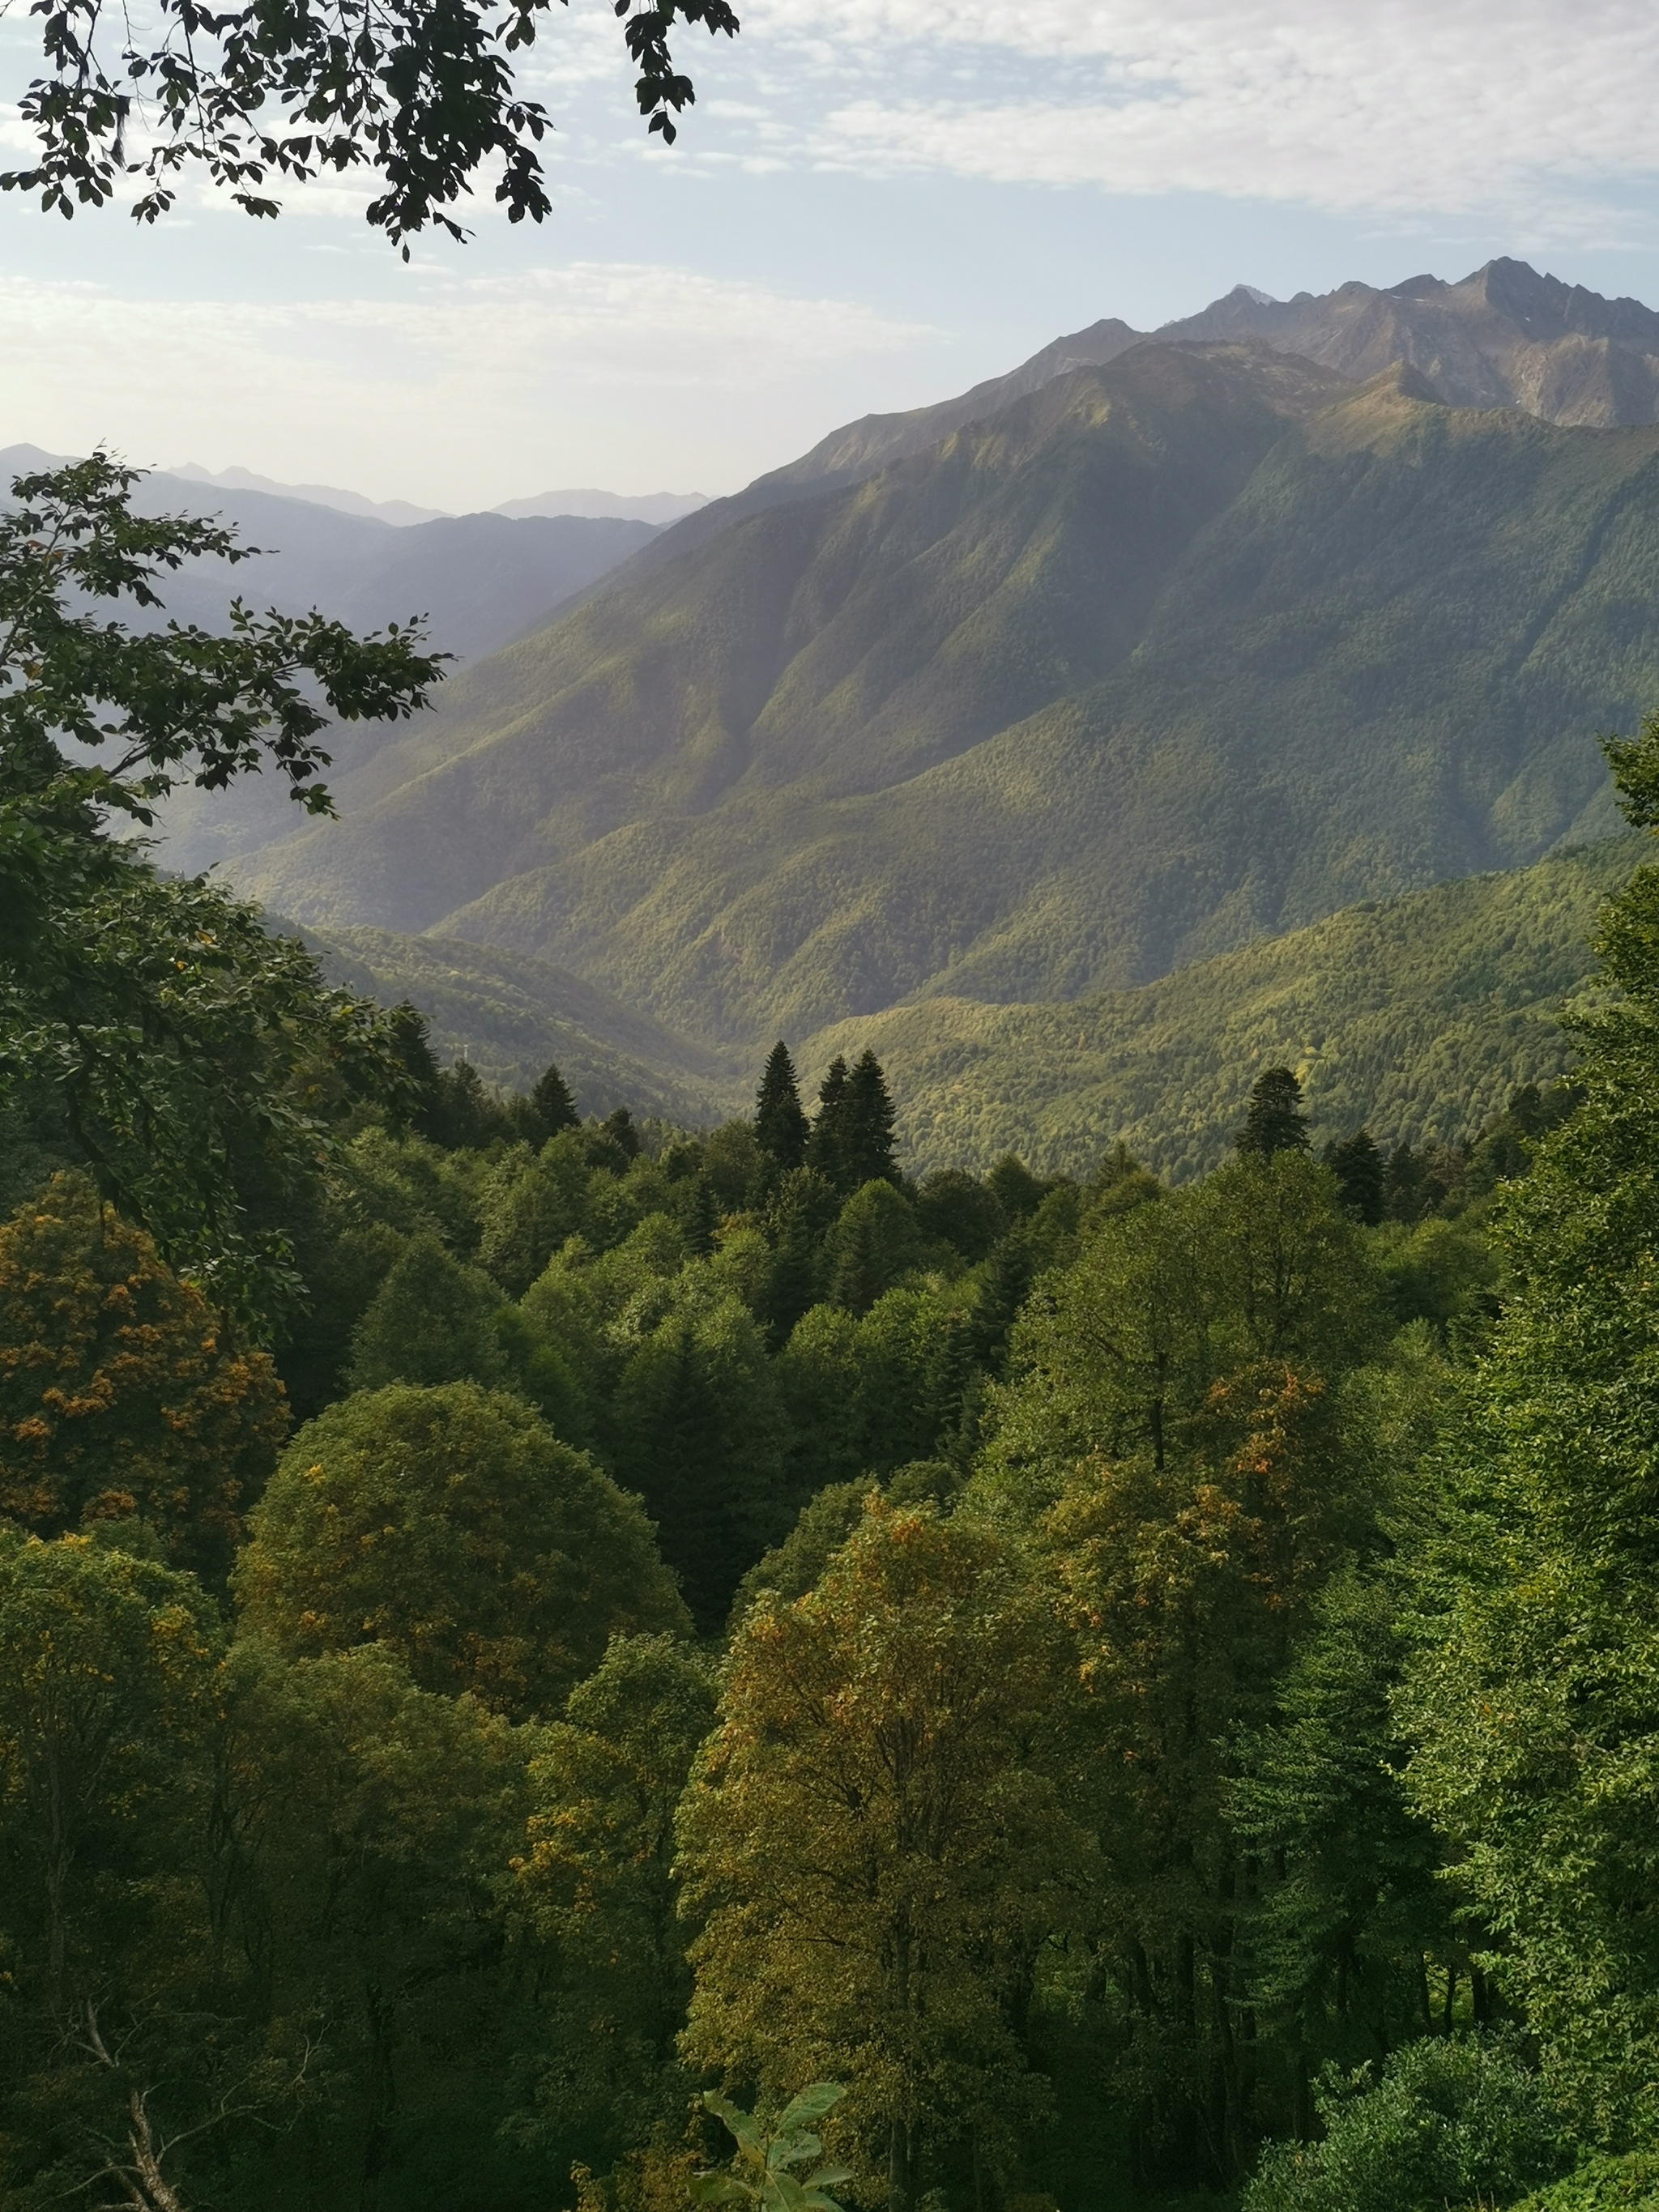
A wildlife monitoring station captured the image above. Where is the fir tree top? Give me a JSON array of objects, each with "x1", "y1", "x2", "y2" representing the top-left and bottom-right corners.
[
  {"x1": 1323, "y1": 1127, "x2": 1384, "y2": 1224},
  {"x1": 530, "y1": 1059, "x2": 579, "y2": 1142},
  {"x1": 806, "y1": 1056, "x2": 851, "y2": 1187},
  {"x1": 808, "y1": 1050, "x2": 900, "y2": 1195},
  {"x1": 841, "y1": 1050, "x2": 899, "y2": 1191},
  {"x1": 754, "y1": 1042, "x2": 809, "y2": 1170},
  {"x1": 1236, "y1": 1067, "x2": 1311, "y2": 1157}
]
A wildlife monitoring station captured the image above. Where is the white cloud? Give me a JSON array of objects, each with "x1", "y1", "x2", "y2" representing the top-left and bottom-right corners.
[
  {"x1": 0, "y1": 265, "x2": 935, "y2": 506},
  {"x1": 719, "y1": 0, "x2": 1659, "y2": 229}
]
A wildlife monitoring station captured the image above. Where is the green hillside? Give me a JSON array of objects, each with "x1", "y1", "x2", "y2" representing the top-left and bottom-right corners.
[
  {"x1": 305, "y1": 837, "x2": 1641, "y2": 1178},
  {"x1": 300, "y1": 927, "x2": 737, "y2": 1123},
  {"x1": 802, "y1": 834, "x2": 1642, "y2": 1178},
  {"x1": 226, "y1": 345, "x2": 1659, "y2": 1050}
]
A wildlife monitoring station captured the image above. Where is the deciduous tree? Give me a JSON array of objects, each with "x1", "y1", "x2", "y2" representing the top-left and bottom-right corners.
[
  {"x1": 1, "y1": 0, "x2": 739, "y2": 250},
  {"x1": 678, "y1": 1500, "x2": 1092, "y2": 2210},
  {"x1": 0, "y1": 455, "x2": 439, "y2": 1318},
  {"x1": 0, "y1": 1173, "x2": 286, "y2": 1571},
  {"x1": 1401, "y1": 732, "x2": 1659, "y2": 2145},
  {"x1": 235, "y1": 1381, "x2": 688, "y2": 1715},
  {"x1": 512, "y1": 1634, "x2": 716, "y2": 2169}
]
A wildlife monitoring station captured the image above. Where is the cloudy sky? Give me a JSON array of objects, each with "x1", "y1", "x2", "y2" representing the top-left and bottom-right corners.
[{"x1": 3, "y1": 0, "x2": 1659, "y2": 509}]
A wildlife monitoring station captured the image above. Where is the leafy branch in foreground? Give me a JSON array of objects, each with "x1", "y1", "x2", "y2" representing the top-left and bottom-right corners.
[
  {"x1": 692, "y1": 2085, "x2": 852, "y2": 2212},
  {"x1": 0, "y1": 0, "x2": 739, "y2": 253},
  {"x1": 0, "y1": 453, "x2": 444, "y2": 1322}
]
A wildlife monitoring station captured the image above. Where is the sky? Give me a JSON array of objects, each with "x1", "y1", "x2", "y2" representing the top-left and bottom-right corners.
[{"x1": 6, "y1": 0, "x2": 1659, "y2": 510}]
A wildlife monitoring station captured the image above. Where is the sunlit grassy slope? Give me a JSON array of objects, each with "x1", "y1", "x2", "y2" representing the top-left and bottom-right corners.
[{"x1": 311, "y1": 839, "x2": 1644, "y2": 1178}]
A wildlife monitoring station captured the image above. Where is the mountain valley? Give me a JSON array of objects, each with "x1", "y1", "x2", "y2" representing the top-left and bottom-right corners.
[{"x1": 92, "y1": 258, "x2": 1659, "y2": 1159}]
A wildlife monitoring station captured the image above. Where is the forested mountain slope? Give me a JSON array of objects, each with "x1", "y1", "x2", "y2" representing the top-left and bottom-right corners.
[
  {"x1": 804, "y1": 833, "x2": 1640, "y2": 1178},
  {"x1": 232, "y1": 343, "x2": 1659, "y2": 1045},
  {"x1": 300, "y1": 925, "x2": 732, "y2": 1123},
  {"x1": 306, "y1": 836, "x2": 1641, "y2": 1176}
]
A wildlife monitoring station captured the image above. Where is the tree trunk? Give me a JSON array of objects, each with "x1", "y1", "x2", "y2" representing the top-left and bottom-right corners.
[{"x1": 888, "y1": 2118, "x2": 911, "y2": 2212}]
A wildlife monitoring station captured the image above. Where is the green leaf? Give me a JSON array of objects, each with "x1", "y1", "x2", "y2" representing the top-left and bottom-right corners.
[
  {"x1": 689, "y1": 2178, "x2": 749, "y2": 2206},
  {"x1": 702, "y1": 2091, "x2": 766, "y2": 2158},
  {"x1": 775, "y1": 2084, "x2": 845, "y2": 2138},
  {"x1": 770, "y1": 2133, "x2": 820, "y2": 2171},
  {"x1": 766, "y1": 2172, "x2": 808, "y2": 2212}
]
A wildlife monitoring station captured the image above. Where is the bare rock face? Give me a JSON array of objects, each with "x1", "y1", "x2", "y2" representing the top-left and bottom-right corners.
[{"x1": 1155, "y1": 260, "x2": 1659, "y2": 426}]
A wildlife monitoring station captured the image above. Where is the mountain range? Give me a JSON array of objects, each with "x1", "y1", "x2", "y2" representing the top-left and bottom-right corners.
[
  {"x1": 0, "y1": 445, "x2": 660, "y2": 665},
  {"x1": 108, "y1": 259, "x2": 1659, "y2": 1157},
  {"x1": 164, "y1": 463, "x2": 710, "y2": 528},
  {"x1": 621, "y1": 257, "x2": 1659, "y2": 578}
]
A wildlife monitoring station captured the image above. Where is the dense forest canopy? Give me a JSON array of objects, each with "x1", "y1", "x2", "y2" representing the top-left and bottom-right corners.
[{"x1": 2, "y1": 464, "x2": 1659, "y2": 2212}]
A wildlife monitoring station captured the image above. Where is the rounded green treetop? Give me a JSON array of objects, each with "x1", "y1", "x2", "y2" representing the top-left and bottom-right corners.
[{"x1": 235, "y1": 1381, "x2": 689, "y2": 1717}]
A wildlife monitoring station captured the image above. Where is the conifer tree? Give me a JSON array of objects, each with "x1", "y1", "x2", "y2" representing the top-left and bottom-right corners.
[
  {"x1": 529, "y1": 1060, "x2": 579, "y2": 1142},
  {"x1": 1237, "y1": 1067, "x2": 1311, "y2": 1157},
  {"x1": 610, "y1": 1302, "x2": 787, "y2": 1630},
  {"x1": 389, "y1": 1001, "x2": 446, "y2": 1138},
  {"x1": 347, "y1": 1231, "x2": 507, "y2": 1391},
  {"x1": 603, "y1": 1106, "x2": 643, "y2": 1161},
  {"x1": 430, "y1": 1058, "x2": 501, "y2": 1149},
  {"x1": 842, "y1": 1051, "x2": 901, "y2": 1190},
  {"x1": 807, "y1": 1057, "x2": 851, "y2": 1189},
  {"x1": 1324, "y1": 1128, "x2": 1386, "y2": 1224},
  {"x1": 755, "y1": 1043, "x2": 810, "y2": 1171},
  {"x1": 758, "y1": 1169, "x2": 842, "y2": 1349}
]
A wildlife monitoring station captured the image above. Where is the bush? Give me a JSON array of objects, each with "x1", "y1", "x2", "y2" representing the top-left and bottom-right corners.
[
  {"x1": 1507, "y1": 2154, "x2": 1659, "y2": 2210},
  {"x1": 1242, "y1": 2035, "x2": 1569, "y2": 2212}
]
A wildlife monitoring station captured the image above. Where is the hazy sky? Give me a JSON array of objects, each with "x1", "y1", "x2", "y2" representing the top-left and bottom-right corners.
[{"x1": 5, "y1": 0, "x2": 1659, "y2": 509}]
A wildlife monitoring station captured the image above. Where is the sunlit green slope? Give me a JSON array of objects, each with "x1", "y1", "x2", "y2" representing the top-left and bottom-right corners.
[
  {"x1": 801, "y1": 836, "x2": 1642, "y2": 1179},
  {"x1": 231, "y1": 344, "x2": 1659, "y2": 1048},
  {"x1": 305, "y1": 840, "x2": 1642, "y2": 1178}
]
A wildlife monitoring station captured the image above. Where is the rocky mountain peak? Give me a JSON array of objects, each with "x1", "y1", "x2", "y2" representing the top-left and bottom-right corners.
[{"x1": 1157, "y1": 258, "x2": 1659, "y2": 427}]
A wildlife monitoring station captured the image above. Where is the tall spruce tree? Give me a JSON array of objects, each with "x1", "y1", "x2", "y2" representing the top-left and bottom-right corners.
[
  {"x1": 755, "y1": 1042, "x2": 810, "y2": 1170},
  {"x1": 807, "y1": 1056, "x2": 851, "y2": 1189},
  {"x1": 1324, "y1": 1128, "x2": 1386, "y2": 1224},
  {"x1": 529, "y1": 1060, "x2": 579, "y2": 1143},
  {"x1": 1238, "y1": 1066, "x2": 1311, "y2": 1157},
  {"x1": 389, "y1": 1002, "x2": 446, "y2": 1140},
  {"x1": 603, "y1": 1106, "x2": 643, "y2": 1161},
  {"x1": 842, "y1": 1051, "x2": 900, "y2": 1190}
]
